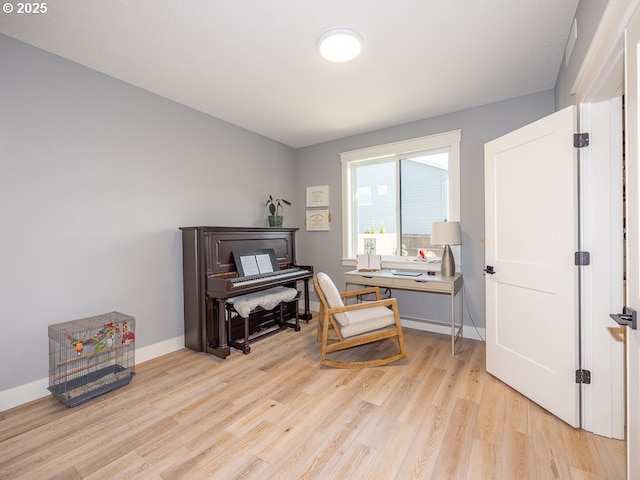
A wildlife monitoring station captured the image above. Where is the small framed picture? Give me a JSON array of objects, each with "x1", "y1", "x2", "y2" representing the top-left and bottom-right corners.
[
  {"x1": 364, "y1": 238, "x2": 376, "y2": 254},
  {"x1": 306, "y1": 209, "x2": 330, "y2": 231},
  {"x1": 306, "y1": 185, "x2": 329, "y2": 207}
]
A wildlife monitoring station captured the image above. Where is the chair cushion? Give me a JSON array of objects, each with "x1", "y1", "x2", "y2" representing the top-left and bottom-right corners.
[
  {"x1": 317, "y1": 272, "x2": 349, "y2": 326},
  {"x1": 340, "y1": 306, "x2": 396, "y2": 338}
]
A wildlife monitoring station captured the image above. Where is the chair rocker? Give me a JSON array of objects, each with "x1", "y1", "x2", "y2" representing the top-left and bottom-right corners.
[{"x1": 314, "y1": 272, "x2": 407, "y2": 368}]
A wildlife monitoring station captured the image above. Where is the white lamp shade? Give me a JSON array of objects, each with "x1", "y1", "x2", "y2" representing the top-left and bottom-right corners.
[{"x1": 431, "y1": 221, "x2": 462, "y2": 246}]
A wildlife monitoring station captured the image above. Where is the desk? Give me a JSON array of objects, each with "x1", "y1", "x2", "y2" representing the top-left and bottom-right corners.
[{"x1": 344, "y1": 270, "x2": 463, "y2": 354}]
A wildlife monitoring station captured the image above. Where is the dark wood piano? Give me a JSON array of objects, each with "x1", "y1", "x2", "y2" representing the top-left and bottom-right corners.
[{"x1": 180, "y1": 226, "x2": 313, "y2": 359}]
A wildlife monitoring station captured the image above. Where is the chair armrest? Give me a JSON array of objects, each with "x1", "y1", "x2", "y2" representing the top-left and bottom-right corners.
[{"x1": 326, "y1": 297, "x2": 398, "y2": 315}]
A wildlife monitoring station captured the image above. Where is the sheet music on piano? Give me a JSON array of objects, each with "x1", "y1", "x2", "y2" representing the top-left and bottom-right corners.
[
  {"x1": 233, "y1": 249, "x2": 279, "y2": 277},
  {"x1": 255, "y1": 254, "x2": 274, "y2": 273},
  {"x1": 239, "y1": 254, "x2": 274, "y2": 276}
]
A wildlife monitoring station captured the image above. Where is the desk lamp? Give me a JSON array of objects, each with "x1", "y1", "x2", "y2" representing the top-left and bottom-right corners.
[{"x1": 431, "y1": 221, "x2": 462, "y2": 277}]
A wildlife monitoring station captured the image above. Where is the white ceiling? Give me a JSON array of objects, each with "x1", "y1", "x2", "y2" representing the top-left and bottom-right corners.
[{"x1": 0, "y1": 0, "x2": 580, "y2": 148}]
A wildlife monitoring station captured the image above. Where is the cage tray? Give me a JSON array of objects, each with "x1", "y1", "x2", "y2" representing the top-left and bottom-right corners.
[{"x1": 48, "y1": 364, "x2": 135, "y2": 408}]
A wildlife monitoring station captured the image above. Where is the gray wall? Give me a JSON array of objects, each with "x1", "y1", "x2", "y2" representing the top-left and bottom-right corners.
[
  {"x1": 294, "y1": 91, "x2": 555, "y2": 330},
  {"x1": 555, "y1": 0, "x2": 610, "y2": 109},
  {"x1": 0, "y1": 34, "x2": 297, "y2": 391}
]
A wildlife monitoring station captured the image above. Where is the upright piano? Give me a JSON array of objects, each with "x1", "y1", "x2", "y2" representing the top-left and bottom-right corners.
[{"x1": 180, "y1": 226, "x2": 313, "y2": 359}]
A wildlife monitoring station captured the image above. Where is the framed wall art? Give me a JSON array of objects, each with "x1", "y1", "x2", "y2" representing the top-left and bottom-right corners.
[
  {"x1": 306, "y1": 185, "x2": 329, "y2": 207},
  {"x1": 306, "y1": 209, "x2": 330, "y2": 231}
]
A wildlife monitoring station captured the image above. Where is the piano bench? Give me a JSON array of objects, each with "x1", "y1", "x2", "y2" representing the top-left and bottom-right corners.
[{"x1": 226, "y1": 287, "x2": 301, "y2": 355}]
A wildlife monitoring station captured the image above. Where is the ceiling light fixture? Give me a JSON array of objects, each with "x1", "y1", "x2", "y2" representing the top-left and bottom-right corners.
[{"x1": 317, "y1": 28, "x2": 364, "y2": 63}]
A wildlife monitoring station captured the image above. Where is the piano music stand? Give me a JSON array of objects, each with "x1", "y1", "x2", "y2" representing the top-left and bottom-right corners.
[{"x1": 232, "y1": 249, "x2": 279, "y2": 277}]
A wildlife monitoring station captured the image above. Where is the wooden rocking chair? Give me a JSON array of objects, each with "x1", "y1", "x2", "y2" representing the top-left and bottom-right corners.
[{"x1": 314, "y1": 272, "x2": 407, "y2": 368}]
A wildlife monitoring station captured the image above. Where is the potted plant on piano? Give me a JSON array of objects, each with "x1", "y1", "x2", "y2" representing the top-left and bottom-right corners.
[{"x1": 265, "y1": 195, "x2": 291, "y2": 227}]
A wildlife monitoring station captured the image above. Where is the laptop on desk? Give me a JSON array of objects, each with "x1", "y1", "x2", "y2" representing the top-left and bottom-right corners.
[{"x1": 392, "y1": 270, "x2": 423, "y2": 277}]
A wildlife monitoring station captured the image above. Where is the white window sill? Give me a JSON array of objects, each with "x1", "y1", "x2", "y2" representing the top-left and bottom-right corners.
[{"x1": 342, "y1": 257, "x2": 446, "y2": 272}]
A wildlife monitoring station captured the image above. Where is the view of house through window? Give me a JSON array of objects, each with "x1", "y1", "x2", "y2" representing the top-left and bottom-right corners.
[{"x1": 341, "y1": 131, "x2": 460, "y2": 262}]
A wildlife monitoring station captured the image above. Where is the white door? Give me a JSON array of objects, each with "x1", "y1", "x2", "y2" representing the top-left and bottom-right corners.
[
  {"x1": 484, "y1": 105, "x2": 579, "y2": 427},
  {"x1": 624, "y1": 8, "x2": 640, "y2": 478}
]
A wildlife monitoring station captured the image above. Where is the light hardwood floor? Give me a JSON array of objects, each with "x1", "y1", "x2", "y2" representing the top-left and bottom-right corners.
[{"x1": 0, "y1": 319, "x2": 626, "y2": 479}]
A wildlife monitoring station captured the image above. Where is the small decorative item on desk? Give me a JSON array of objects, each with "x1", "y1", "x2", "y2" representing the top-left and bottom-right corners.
[
  {"x1": 265, "y1": 195, "x2": 291, "y2": 227},
  {"x1": 417, "y1": 249, "x2": 439, "y2": 262},
  {"x1": 431, "y1": 221, "x2": 462, "y2": 276},
  {"x1": 356, "y1": 253, "x2": 381, "y2": 271}
]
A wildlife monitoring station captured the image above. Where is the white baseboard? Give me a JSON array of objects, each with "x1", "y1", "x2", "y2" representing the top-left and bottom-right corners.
[
  {"x1": 135, "y1": 335, "x2": 185, "y2": 364},
  {"x1": 401, "y1": 318, "x2": 486, "y2": 341},
  {"x1": 0, "y1": 378, "x2": 50, "y2": 413},
  {"x1": 0, "y1": 335, "x2": 185, "y2": 413}
]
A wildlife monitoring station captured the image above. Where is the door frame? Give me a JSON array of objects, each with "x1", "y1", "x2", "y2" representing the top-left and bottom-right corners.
[
  {"x1": 572, "y1": 0, "x2": 640, "y2": 439},
  {"x1": 579, "y1": 99, "x2": 625, "y2": 438}
]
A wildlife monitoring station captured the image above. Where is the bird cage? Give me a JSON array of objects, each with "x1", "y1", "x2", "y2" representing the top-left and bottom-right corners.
[{"x1": 48, "y1": 311, "x2": 135, "y2": 407}]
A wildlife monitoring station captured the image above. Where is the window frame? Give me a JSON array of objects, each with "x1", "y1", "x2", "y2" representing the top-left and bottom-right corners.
[{"x1": 341, "y1": 130, "x2": 461, "y2": 270}]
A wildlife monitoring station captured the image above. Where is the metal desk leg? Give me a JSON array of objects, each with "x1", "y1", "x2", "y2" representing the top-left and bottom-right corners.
[
  {"x1": 451, "y1": 285, "x2": 463, "y2": 355},
  {"x1": 451, "y1": 288, "x2": 456, "y2": 355}
]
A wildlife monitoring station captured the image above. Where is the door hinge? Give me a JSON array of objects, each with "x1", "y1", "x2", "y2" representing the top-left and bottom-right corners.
[
  {"x1": 574, "y1": 132, "x2": 590, "y2": 148},
  {"x1": 576, "y1": 369, "x2": 591, "y2": 384},
  {"x1": 575, "y1": 251, "x2": 590, "y2": 266}
]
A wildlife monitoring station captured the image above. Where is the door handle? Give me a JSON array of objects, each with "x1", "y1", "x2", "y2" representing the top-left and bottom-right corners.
[
  {"x1": 484, "y1": 265, "x2": 495, "y2": 275},
  {"x1": 610, "y1": 307, "x2": 638, "y2": 329}
]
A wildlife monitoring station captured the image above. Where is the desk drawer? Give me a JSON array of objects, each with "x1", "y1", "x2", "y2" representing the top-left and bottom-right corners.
[
  {"x1": 344, "y1": 274, "x2": 390, "y2": 288},
  {"x1": 393, "y1": 278, "x2": 452, "y2": 293}
]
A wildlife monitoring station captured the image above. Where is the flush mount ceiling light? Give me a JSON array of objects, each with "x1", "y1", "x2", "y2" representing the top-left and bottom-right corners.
[{"x1": 317, "y1": 28, "x2": 364, "y2": 63}]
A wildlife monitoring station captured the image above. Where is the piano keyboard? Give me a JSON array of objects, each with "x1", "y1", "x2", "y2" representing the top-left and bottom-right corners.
[{"x1": 231, "y1": 268, "x2": 304, "y2": 287}]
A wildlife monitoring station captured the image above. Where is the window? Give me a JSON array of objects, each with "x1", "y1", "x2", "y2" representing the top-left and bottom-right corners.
[{"x1": 341, "y1": 130, "x2": 461, "y2": 265}]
